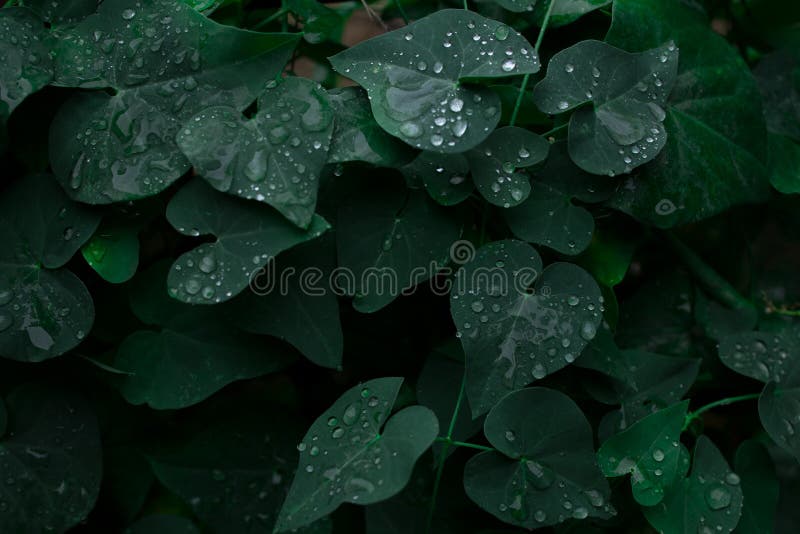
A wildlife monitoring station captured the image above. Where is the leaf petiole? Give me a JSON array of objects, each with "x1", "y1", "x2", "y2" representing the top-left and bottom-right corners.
[
  {"x1": 682, "y1": 393, "x2": 762, "y2": 431},
  {"x1": 435, "y1": 437, "x2": 495, "y2": 452}
]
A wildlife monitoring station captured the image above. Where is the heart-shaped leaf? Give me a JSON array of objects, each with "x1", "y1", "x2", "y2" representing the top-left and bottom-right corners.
[
  {"x1": 0, "y1": 383, "x2": 102, "y2": 533},
  {"x1": 604, "y1": 0, "x2": 770, "y2": 227},
  {"x1": 0, "y1": 175, "x2": 100, "y2": 361},
  {"x1": 166, "y1": 179, "x2": 329, "y2": 305},
  {"x1": 734, "y1": 440, "x2": 778, "y2": 534},
  {"x1": 643, "y1": 436, "x2": 743, "y2": 534},
  {"x1": 534, "y1": 39, "x2": 677, "y2": 177},
  {"x1": 402, "y1": 152, "x2": 473, "y2": 206},
  {"x1": 176, "y1": 77, "x2": 334, "y2": 228},
  {"x1": 0, "y1": 8, "x2": 53, "y2": 139},
  {"x1": 329, "y1": 9, "x2": 539, "y2": 153},
  {"x1": 275, "y1": 377, "x2": 438, "y2": 532},
  {"x1": 337, "y1": 176, "x2": 461, "y2": 313},
  {"x1": 116, "y1": 261, "x2": 295, "y2": 409},
  {"x1": 225, "y1": 236, "x2": 343, "y2": 369},
  {"x1": 450, "y1": 240, "x2": 602, "y2": 416},
  {"x1": 465, "y1": 126, "x2": 549, "y2": 207},
  {"x1": 463, "y1": 387, "x2": 613, "y2": 528},
  {"x1": 718, "y1": 329, "x2": 799, "y2": 383},
  {"x1": 49, "y1": 0, "x2": 298, "y2": 203},
  {"x1": 597, "y1": 401, "x2": 690, "y2": 506}
]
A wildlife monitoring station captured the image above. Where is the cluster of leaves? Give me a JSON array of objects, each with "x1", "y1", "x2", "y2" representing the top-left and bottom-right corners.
[{"x1": 1, "y1": 0, "x2": 800, "y2": 532}]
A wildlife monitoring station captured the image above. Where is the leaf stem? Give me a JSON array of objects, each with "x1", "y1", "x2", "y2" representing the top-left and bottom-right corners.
[
  {"x1": 254, "y1": 7, "x2": 289, "y2": 30},
  {"x1": 426, "y1": 373, "x2": 466, "y2": 533},
  {"x1": 463, "y1": 0, "x2": 469, "y2": 10},
  {"x1": 509, "y1": 0, "x2": 556, "y2": 126},
  {"x1": 541, "y1": 122, "x2": 568, "y2": 138},
  {"x1": 683, "y1": 393, "x2": 762, "y2": 431},
  {"x1": 435, "y1": 437, "x2": 494, "y2": 452},
  {"x1": 663, "y1": 231, "x2": 756, "y2": 314},
  {"x1": 395, "y1": 0, "x2": 409, "y2": 24}
]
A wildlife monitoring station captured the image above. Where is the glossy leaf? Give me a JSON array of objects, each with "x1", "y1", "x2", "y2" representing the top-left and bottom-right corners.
[
  {"x1": 327, "y1": 86, "x2": 414, "y2": 167},
  {"x1": 534, "y1": 39, "x2": 677, "y2": 177},
  {"x1": 329, "y1": 9, "x2": 539, "y2": 153},
  {"x1": 403, "y1": 151, "x2": 473, "y2": 206},
  {"x1": 734, "y1": 440, "x2": 778, "y2": 534},
  {"x1": 0, "y1": 383, "x2": 102, "y2": 533},
  {"x1": 81, "y1": 221, "x2": 140, "y2": 284},
  {"x1": 0, "y1": 8, "x2": 52, "y2": 136},
  {"x1": 463, "y1": 388, "x2": 613, "y2": 528},
  {"x1": 605, "y1": 0, "x2": 770, "y2": 227},
  {"x1": 166, "y1": 179, "x2": 329, "y2": 305},
  {"x1": 49, "y1": 0, "x2": 299, "y2": 203},
  {"x1": 337, "y1": 177, "x2": 461, "y2": 313},
  {"x1": 450, "y1": 240, "x2": 602, "y2": 416},
  {"x1": 643, "y1": 436, "x2": 743, "y2": 534},
  {"x1": 597, "y1": 401, "x2": 690, "y2": 506},
  {"x1": 0, "y1": 175, "x2": 100, "y2": 361},
  {"x1": 276, "y1": 377, "x2": 439, "y2": 531},
  {"x1": 718, "y1": 329, "x2": 799, "y2": 384},
  {"x1": 465, "y1": 126, "x2": 549, "y2": 208},
  {"x1": 177, "y1": 77, "x2": 334, "y2": 228},
  {"x1": 760, "y1": 379, "x2": 800, "y2": 462}
]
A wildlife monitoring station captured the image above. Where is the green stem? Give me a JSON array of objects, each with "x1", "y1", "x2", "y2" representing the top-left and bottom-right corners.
[
  {"x1": 395, "y1": 0, "x2": 409, "y2": 24},
  {"x1": 254, "y1": 7, "x2": 289, "y2": 30},
  {"x1": 541, "y1": 122, "x2": 568, "y2": 138},
  {"x1": 683, "y1": 393, "x2": 762, "y2": 431},
  {"x1": 463, "y1": 0, "x2": 469, "y2": 10},
  {"x1": 664, "y1": 232, "x2": 756, "y2": 313},
  {"x1": 281, "y1": 0, "x2": 288, "y2": 32},
  {"x1": 426, "y1": 373, "x2": 466, "y2": 533},
  {"x1": 435, "y1": 437, "x2": 494, "y2": 452},
  {"x1": 509, "y1": 0, "x2": 556, "y2": 126}
]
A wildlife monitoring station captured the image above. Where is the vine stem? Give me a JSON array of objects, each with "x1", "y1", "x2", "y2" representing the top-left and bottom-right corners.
[
  {"x1": 253, "y1": 7, "x2": 290, "y2": 31},
  {"x1": 435, "y1": 437, "x2": 494, "y2": 452},
  {"x1": 663, "y1": 231, "x2": 756, "y2": 314},
  {"x1": 463, "y1": 0, "x2": 469, "y2": 10},
  {"x1": 395, "y1": 0, "x2": 409, "y2": 24},
  {"x1": 509, "y1": 0, "x2": 556, "y2": 127},
  {"x1": 541, "y1": 122, "x2": 568, "y2": 138},
  {"x1": 426, "y1": 373, "x2": 466, "y2": 533},
  {"x1": 682, "y1": 393, "x2": 762, "y2": 431}
]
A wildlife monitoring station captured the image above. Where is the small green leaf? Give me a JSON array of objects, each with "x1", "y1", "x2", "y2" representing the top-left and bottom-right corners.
[
  {"x1": 450, "y1": 240, "x2": 603, "y2": 416},
  {"x1": 466, "y1": 126, "x2": 549, "y2": 208},
  {"x1": 505, "y1": 181, "x2": 594, "y2": 255},
  {"x1": 337, "y1": 177, "x2": 461, "y2": 312},
  {"x1": 124, "y1": 515, "x2": 199, "y2": 534},
  {"x1": 534, "y1": 39, "x2": 677, "y2": 177},
  {"x1": 759, "y1": 379, "x2": 800, "y2": 462},
  {"x1": 463, "y1": 387, "x2": 613, "y2": 528},
  {"x1": 403, "y1": 151, "x2": 473, "y2": 206},
  {"x1": 81, "y1": 221, "x2": 140, "y2": 284},
  {"x1": 285, "y1": 0, "x2": 344, "y2": 45},
  {"x1": 0, "y1": 8, "x2": 53, "y2": 135},
  {"x1": 718, "y1": 329, "x2": 799, "y2": 383},
  {"x1": 177, "y1": 77, "x2": 334, "y2": 228},
  {"x1": 768, "y1": 133, "x2": 800, "y2": 194},
  {"x1": 50, "y1": 0, "x2": 299, "y2": 203},
  {"x1": 329, "y1": 9, "x2": 539, "y2": 152},
  {"x1": 0, "y1": 175, "x2": 100, "y2": 361},
  {"x1": 225, "y1": 237, "x2": 343, "y2": 369},
  {"x1": 643, "y1": 436, "x2": 743, "y2": 534},
  {"x1": 734, "y1": 440, "x2": 779, "y2": 534},
  {"x1": 597, "y1": 401, "x2": 690, "y2": 506},
  {"x1": 276, "y1": 377, "x2": 439, "y2": 532},
  {"x1": 0, "y1": 383, "x2": 102, "y2": 533},
  {"x1": 327, "y1": 86, "x2": 415, "y2": 167},
  {"x1": 166, "y1": 179, "x2": 329, "y2": 305},
  {"x1": 605, "y1": 0, "x2": 770, "y2": 227},
  {"x1": 574, "y1": 223, "x2": 637, "y2": 286}
]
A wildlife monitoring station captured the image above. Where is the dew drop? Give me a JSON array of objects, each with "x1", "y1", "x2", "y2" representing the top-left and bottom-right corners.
[
  {"x1": 558, "y1": 101, "x2": 569, "y2": 110},
  {"x1": 501, "y1": 59, "x2": 516, "y2": 72}
]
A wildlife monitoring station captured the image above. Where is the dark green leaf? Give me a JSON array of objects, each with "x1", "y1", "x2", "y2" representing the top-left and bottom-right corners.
[
  {"x1": 463, "y1": 387, "x2": 613, "y2": 528},
  {"x1": 531, "y1": 0, "x2": 612, "y2": 27},
  {"x1": 276, "y1": 377, "x2": 439, "y2": 531},
  {"x1": 574, "y1": 224, "x2": 635, "y2": 286},
  {"x1": 81, "y1": 221, "x2": 140, "y2": 284},
  {"x1": 597, "y1": 401, "x2": 690, "y2": 506},
  {"x1": 643, "y1": 436, "x2": 743, "y2": 534},
  {"x1": 177, "y1": 77, "x2": 334, "y2": 228},
  {"x1": 0, "y1": 175, "x2": 100, "y2": 361},
  {"x1": 0, "y1": 383, "x2": 102, "y2": 533},
  {"x1": 337, "y1": 177, "x2": 461, "y2": 312},
  {"x1": 403, "y1": 151, "x2": 473, "y2": 206},
  {"x1": 759, "y1": 379, "x2": 800, "y2": 462},
  {"x1": 534, "y1": 39, "x2": 677, "y2": 177},
  {"x1": 754, "y1": 50, "x2": 800, "y2": 142},
  {"x1": 285, "y1": 0, "x2": 344, "y2": 45},
  {"x1": 20, "y1": 0, "x2": 99, "y2": 25},
  {"x1": 718, "y1": 329, "x2": 799, "y2": 383},
  {"x1": 327, "y1": 86, "x2": 415, "y2": 167},
  {"x1": 605, "y1": 0, "x2": 770, "y2": 227},
  {"x1": 166, "y1": 179, "x2": 329, "y2": 305},
  {"x1": 49, "y1": 0, "x2": 298, "y2": 203},
  {"x1": 465, "y1": 126, "x2": 549, "y2": 208},
  {"x1": 450, "y1": 239, "x2": 602, "y2": 416},
  {"x1": 329, "y1": 9, "x2": 539, "y2": 152},
  {"x1": 768, "y1": 134, "x2": 800, "y2": 194},
  {"x1": 734, "y1": 440, "x2": 778, "y2": 534}
]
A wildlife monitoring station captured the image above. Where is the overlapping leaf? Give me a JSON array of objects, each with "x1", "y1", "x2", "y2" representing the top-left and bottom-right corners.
[
  {"x1": 450, "y1": 240, "x2": 603, "y2": 416},
  {"x1": 403, "y1": 151, "x2": 473, "y2": 206},
  {"x1": 166, "y1": 179, "x2": 329, "y2": 305},
  {"x1": 534, "y1": 39, "x2": 678, "y2": 177},
  {"x1": 464, "y1": 388, "x2": 613, "y2": 528},
  {"x1": 276, "y1": 377, "x2": 438, "y2": 532},
  {"x1": 177, "y1": 77, "x2": 334, "y2": 228},
  {"x1": 0, "y1": 175, "x2": 100, "y2": 361},
  {"x1": 49, "y1": 0, "x2": 298, "y2": 203},
  {"x1": 329, "y1": 9, "x2": 539, "y2": 152}
]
